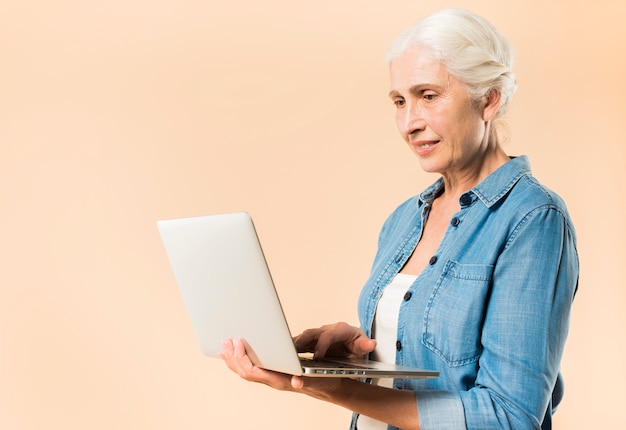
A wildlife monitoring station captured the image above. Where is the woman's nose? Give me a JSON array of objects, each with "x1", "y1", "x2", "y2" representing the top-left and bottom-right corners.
[{"x1": 398, "y1": 103, "x2": 425, "y2": 137}]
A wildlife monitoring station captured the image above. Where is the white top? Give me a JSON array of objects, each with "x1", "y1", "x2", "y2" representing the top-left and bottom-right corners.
[{"x1": 357, "y1": 273, "x2": 418, "y2": 429}]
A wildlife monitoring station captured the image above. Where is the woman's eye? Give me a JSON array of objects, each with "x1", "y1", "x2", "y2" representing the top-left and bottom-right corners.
[{"x1": 423, "y1": 93, "x2": 437, "y2": 101}]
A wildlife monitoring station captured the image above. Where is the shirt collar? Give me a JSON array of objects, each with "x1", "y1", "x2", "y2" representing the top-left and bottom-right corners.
[{"x1": 418, "y1": 155, "x2": 532, "y2": 209}]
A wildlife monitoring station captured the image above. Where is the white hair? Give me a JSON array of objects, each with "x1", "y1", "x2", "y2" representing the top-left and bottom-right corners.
[{"x1": 387, "y1": 9, "x2": 517, "y2": 117}]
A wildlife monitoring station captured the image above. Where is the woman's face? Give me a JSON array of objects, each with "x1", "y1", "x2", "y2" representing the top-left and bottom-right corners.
[{"x1": 389, "y1": 45, "x2": 497, "y2": 178}]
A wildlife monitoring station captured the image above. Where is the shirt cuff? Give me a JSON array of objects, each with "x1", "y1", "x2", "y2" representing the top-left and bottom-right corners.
[{"x1": 415, "y1": 390, "x2": 466, "y2": 430}]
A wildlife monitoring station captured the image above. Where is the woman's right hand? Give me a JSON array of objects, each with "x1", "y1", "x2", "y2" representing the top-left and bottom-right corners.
[{"x1": 293, "y1": 322, "x2": 377, "y2": 359}]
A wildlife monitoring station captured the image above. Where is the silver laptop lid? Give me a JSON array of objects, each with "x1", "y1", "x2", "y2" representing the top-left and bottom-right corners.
[{"x1": 157, "y1": 212, "x2": 304, "y2": 375}]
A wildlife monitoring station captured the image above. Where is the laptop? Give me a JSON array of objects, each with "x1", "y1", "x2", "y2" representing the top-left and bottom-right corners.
[{"x1": 157, "y1": 212, "x2": 438, "y2": 379}]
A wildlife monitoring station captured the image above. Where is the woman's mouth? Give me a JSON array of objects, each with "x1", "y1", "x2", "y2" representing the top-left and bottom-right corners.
[{"x1": 413, "y1": 140, "x2": 440, "y2": 155}]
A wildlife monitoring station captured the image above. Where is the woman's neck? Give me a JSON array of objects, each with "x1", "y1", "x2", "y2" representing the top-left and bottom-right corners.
[{"x1": 440, "y1": 145, "x2": 509, "y2": 201}]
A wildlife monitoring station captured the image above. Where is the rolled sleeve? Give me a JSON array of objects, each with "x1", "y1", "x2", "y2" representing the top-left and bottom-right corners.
[{"x1": 416, "y1": 391, "x2": 466, "y2": 430}]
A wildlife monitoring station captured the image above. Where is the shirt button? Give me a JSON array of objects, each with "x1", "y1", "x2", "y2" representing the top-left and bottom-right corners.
[
  {"x1": 429, "y1": 255, "x2": 438, "y2": 265},
  {"x1": 450, "y1": 217, "x2": 460, "y2": 227},
  {"x1": 460, "y1": 193, "x2": 472, "y2": 206},
  {"x1": 396, "y1": 340, "x2": 402, "y2": 351},
  {"x1": 403, "y1": 291, "x2": 412, "y2": 301}
]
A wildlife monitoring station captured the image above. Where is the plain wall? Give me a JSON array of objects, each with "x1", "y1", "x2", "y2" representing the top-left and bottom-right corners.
[{"x1": 1, "y1": 0, "x2": 624, "y2": 428}]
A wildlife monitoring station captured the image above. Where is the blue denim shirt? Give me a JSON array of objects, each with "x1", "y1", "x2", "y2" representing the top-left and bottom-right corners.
[{"x1": 352, "y1": 156, "x2": 579, "y2": 430}]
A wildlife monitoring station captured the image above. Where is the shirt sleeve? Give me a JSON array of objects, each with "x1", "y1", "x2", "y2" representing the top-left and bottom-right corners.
[
  {"x1": 417, "y1": 206, "x2": 579, "y2": 429},
  {"x1": 416, "y1": 390, "x2": 467, "y2": 429}
]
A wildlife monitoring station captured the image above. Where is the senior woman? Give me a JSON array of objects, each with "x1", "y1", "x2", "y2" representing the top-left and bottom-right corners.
[{"x1": 220, "y1": 8, "x2": 579, "y2": 430}]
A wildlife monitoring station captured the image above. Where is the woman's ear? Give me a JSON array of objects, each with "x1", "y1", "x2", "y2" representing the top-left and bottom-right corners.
[{"x1": 482, "y1": 89, "x2": 502, "y2": 122}]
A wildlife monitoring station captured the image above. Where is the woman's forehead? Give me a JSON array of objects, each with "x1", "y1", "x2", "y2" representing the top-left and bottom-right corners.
[{"x1": 389, "y1": 48, "x2": 451, "y2": 92}]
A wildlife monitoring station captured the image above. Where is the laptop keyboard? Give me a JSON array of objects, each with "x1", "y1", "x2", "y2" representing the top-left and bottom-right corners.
[{"x1": 300, "y1": 357, "x2": 375, "y2": 369}]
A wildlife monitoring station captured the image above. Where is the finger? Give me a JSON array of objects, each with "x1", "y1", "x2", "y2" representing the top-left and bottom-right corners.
[
  {"x1": 297, "y1": 323, "x2": 357, "y2": 358},
  {"x1": 220, "y1": 338, "x2": 253, "y2": 375},
  {"x1": 293, "y1": 328, "x2": 322, "y2": 352},
  {"x1": 233, "y1": 338, "x2": 248, "y2": 358},
  {"x1": 320, "y1": 324, "x2": 377, "y2": 358},
  {"x1": 313, "y1": 322, "x2": 356, "y2": 358},
  {"x1": 352, "y1": 338, "x2": 377, "y2": 356},
  {"x1": 221, "y1": 339, "x2": 295, "y2": 390},
  {"x1": 218, "y1": 338, "x2": 234, "y2": 361},
  {"x1": 291, "y1": 375, "x2": 304, "y2": 390}
]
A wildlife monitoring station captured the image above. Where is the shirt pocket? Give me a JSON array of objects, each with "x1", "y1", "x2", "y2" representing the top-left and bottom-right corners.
[{"x1": 422, "y1": 260, "x2": 494, "y2": 367}]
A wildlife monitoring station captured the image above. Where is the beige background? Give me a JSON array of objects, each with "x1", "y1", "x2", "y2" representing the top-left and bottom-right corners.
[{"x1": 1, "y1": 0, "x2": 624, "y2": 428}]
